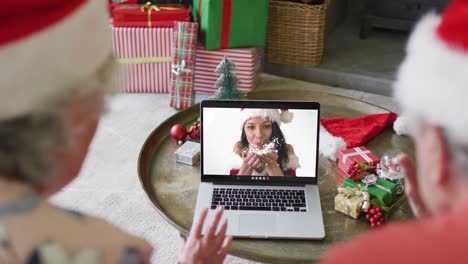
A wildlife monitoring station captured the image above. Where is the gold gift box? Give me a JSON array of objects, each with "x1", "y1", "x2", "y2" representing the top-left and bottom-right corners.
[
  {"x1": 334, "y1": 185, "x2": 370, "y2": 219},
  {"x1": 335, "y1": 194, "x2": 364, "y2": 219}
]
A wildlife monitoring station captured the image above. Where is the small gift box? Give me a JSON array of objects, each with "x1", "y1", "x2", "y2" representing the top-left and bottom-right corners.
[
  {"x1": 194, "y1": 45, "x2": 262, "y2": 94},
  {"x1": 335, "y1": 185, "x2": 370, "y2": 219},
  {"x1": 113, "y1": 3, "x2": 191, "y2": 28},
  {"x1": 192, "y1": 0, "x2": 269, "y2": 49},
  {"x1": 175, "y1": 141, "x2": 201, "y2": 165},
  {"x1": 112, "y1": 27, "x2": 173, "y2": 93},
  {"x1": 169, "y1": 22, "x2": 198, "y2": 109},
  {"x1": 343, "y1": 175, "x2": 398, "y2": 206},
  {"x1": 337, "y1": 147, "x2": 380, "y2": 177}
]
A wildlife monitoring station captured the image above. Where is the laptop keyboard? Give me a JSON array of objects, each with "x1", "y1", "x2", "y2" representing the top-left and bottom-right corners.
[{"x1": 211, "y1": 188, "x2": 307, "y2": 212}]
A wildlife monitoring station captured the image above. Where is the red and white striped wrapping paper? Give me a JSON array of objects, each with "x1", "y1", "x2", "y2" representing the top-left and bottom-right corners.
[
  {"x1": 112, "y1": 27, "x2": 173, "y2": 93},
  {"x1": 194, "y1": 45, "x2": 263, "y2": 94}
]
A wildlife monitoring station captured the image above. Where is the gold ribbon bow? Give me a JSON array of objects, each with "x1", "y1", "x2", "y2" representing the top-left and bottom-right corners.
[
  {"x1": 141, "y1": 2, "x2": 185, "y2": 27},
  {"x1": 338, "y1": 185, "x2": 370, "y2": 213}
]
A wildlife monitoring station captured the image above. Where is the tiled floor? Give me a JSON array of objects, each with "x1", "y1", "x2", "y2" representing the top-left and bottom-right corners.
[{"x1": 264, "y1": 19, "x2": 408, "y2": 96}]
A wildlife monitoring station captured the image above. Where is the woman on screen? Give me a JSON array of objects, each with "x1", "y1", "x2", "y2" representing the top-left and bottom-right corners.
[{"x1": 230, "y1": 109, "x2": 300, "y2": 176}]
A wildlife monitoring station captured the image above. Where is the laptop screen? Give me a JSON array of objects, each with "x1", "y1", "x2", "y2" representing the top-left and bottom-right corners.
[{"x1": 201, "y1": 100, "x2": 320, "y2": 185}]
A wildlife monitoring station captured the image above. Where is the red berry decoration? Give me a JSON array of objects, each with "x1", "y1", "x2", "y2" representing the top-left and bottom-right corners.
[
  {"x1": 365, "y1": 205, "x2": 385, "y2": 229},
  {"x1": 188, "y1": 120, "x2": 201, "y2": 139},
  {"x1": 170, "y1": 124, "x2": 188, "y2": 143}
]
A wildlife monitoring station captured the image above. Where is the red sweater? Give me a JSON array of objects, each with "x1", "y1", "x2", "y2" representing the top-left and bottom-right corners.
[{"x1": 320, "y1": 201, "x2": 468, "y2": 264}]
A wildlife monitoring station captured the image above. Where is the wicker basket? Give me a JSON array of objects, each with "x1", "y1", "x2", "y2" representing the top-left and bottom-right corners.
[{"x1": 267, "y1": 0, "x2": 330, "y2": 66}]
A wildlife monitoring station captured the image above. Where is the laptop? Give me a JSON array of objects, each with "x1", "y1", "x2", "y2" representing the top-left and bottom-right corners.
[{"x1": 194, "y1": 100, "x2": 325, "y2": 239}]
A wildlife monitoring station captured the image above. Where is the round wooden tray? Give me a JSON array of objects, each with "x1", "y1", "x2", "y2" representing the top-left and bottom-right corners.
[{"x1": 138, "y1": 89, "x2": 414, "y2": 263}]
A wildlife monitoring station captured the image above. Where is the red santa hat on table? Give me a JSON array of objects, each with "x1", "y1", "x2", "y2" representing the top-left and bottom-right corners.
[
  {"x1": 320, "y1": 112, "x2": 398, "y2": 160},
  {"x1": 393, "y1": 0, "x2": 468, "y2": 146},
  {"x1": 0, "y1": 1, "x2": 112, "y2": 121},
  {"x1": 240, "y1": 108, "x2": 294, "y2": 125}
]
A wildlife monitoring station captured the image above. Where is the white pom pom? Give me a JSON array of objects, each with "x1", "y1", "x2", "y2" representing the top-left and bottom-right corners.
[
  {"x1": 394, "y1": 116, "x2": 409, "y2": 136},
  {"x1": 280, "y1": 111, "x2": 294, "y2": 123},
  {"x1": 319, "y1": 125, "x2": 347, "y2": 160}
]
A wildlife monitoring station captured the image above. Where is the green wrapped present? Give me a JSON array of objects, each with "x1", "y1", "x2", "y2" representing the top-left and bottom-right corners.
[
  {"x1": 343, "y1": 176, "x2": 398, "y2": 206},
  {"x1": 192, "y1": 0, "x2": 269, "y2": 49}
]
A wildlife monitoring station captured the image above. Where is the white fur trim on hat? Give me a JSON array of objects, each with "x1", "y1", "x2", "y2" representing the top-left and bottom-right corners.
[
  {"x1": 241, "y1": 109, "x2": 282, "y2": 125},
  {"x1": 319, "y1": 125, "x2": 347, "y2": 161},
  {"x1": 0, "y1": 0, "x2": 112, "y2": 121},
  {"x1": 394, "y1": 13, "x2": 468, "y2": 145},
  {"x1": 241, "y1": 109, "x2": 295, "y2": 126}
]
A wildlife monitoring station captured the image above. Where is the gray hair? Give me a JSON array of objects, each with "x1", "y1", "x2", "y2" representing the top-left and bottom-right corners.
[{"x1": 0, "y1": 56, "x2": 117, "y2": 188}]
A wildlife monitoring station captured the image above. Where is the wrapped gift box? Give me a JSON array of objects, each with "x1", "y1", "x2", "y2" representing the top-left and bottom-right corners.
[
  {"x1": 169, "y1": 22, "x2": 198, "y2": 109},
  {"x1": 337, "y1": 147, "x2": 380, "y2": 177},
  {"x1": 175, "y1": 141, "x2": 201, "y2": 165},
  {"x1": 194, "y1": 45, "x2": 262, "y2": 94},
  {"x1": 334, "y1": 185, "x2": 370, "y2": 219},
  {"x1": 113, "y1": 4, "x2": 191, "y2": 28},
  {"x1": 343, "y1": 177, "x2": 398, "y2": 206},
  {"x1": 192, "y1": 0, "x2": 269, "y2": 49},
  {"x1": 112, "y1": 27, "x2": 173, "y2": 93}
]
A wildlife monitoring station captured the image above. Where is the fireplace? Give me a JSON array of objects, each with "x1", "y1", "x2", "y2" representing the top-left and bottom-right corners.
[{"x1": 360, "y1": 0, "x2": 449, "y2": 39}]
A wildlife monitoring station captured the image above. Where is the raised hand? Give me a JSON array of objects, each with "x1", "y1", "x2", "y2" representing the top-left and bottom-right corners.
[
  {"x1": 399, "y1": 154, "x2": 430, "y2": 218},
  {"x1": 178, "y1": 207, "x2": 232, "y2": 264}
]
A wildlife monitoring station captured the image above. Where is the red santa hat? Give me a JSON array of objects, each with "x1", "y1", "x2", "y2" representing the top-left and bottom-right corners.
[
  {"x1": 320, "y1": 112, "x2": 397, "y2": 160},
  {"x1": 0, "y1": 1, "x2": 112, "y2": 121},
  {"x1": 393, "y1": 0, "x2": 468, "y2": 145},
  {"x1": 240, "y1": 108, "x2": 294, "y2": 126}
]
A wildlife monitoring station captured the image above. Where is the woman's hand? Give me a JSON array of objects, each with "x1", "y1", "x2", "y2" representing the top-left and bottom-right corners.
[
  {"x1": 262, "y1": 150, "x2": 279, "y2": 169},
  {"x1": 178, "y1": 207, "x2": 232, "y2": 264},
  {"x1": 238, "y1": 151, "x2": 265, "y2": 175},
  {"x1": 242, "y1": 151, "x2": 264, "y2": 168},
  {"x1": 262, "y1": 150, "x2": 284, "y2": 176}
]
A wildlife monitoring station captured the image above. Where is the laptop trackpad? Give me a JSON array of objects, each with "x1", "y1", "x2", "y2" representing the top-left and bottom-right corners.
[{"x1": 239, "y1": 214, "x2": 276, "y2": 234}]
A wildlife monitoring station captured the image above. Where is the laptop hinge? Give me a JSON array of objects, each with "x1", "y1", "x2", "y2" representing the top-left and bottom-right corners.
[{"x1": 212, "y1": 182, "x2": 307, "y2": 187}]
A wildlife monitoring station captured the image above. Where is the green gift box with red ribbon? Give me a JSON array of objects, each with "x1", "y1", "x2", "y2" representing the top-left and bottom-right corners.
[
  {"x1": 192, "y1": 0, "x2": 269, "y2": 50},
  {"x1": 343, "y1": 177, "x2": 398, "y2": 206}
]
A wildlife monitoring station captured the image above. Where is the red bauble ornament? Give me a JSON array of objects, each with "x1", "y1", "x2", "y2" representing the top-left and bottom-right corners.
[{"x1": 170, "y1": 124, "x2": 188, "y2": 142}]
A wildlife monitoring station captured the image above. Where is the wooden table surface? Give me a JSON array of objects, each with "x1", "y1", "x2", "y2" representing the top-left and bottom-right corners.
[{"x1": 138, "y1": 80, "x2": 414, "y2": 263}]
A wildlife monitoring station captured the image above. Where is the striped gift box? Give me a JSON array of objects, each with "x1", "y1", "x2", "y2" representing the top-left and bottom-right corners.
[
  {"x1": 170, "y1": 22, "x2": 198, "y2": 109},
  {"x1": 112, "y1": 27, "x2": 173, "y2": 93},
  {"x1": 194, "y1": 45, "x2": 262, "y2": 94}
]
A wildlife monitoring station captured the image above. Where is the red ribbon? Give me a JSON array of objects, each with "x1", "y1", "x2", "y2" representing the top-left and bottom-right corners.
[{"x1": 220, "y1": 0, "x2": 232, "y2": 49}]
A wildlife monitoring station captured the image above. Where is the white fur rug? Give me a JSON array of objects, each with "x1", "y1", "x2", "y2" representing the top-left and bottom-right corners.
[{"x1": 50, "y1": 93, "x2": 259, "y2": 264}]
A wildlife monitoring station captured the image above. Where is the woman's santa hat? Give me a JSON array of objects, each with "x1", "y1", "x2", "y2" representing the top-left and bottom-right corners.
[
  {"x1": 240, "y1": 108, "x2": 294, "y2": 125},
  {"x1": 0, "y1": 1, "x2": 112, "y2": 121},
  {"x1": 393, "y1": 0, "x2": 468, "y2": 146}
]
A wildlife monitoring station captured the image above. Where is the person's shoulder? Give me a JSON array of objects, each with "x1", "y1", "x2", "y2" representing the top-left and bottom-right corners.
[
  {"x1": 3, "y1": 200, "x2": 152, "y2": 263},
  {"x1": 320, "y1": 214, "x2": 468, "y2": 264}
]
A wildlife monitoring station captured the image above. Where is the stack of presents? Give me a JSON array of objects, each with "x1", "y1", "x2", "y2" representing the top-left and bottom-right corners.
[
  {"x1": 109, "y1": 0, "x2": 266, "y2": 109},
  {"x1": 333, "y1": 146, "x2": 405, "y2": 227}
]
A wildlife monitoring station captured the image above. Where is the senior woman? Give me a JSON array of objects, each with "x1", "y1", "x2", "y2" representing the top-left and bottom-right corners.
[{"x1": 0, "y1": 1, "x2": 230, "y2": 263}]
